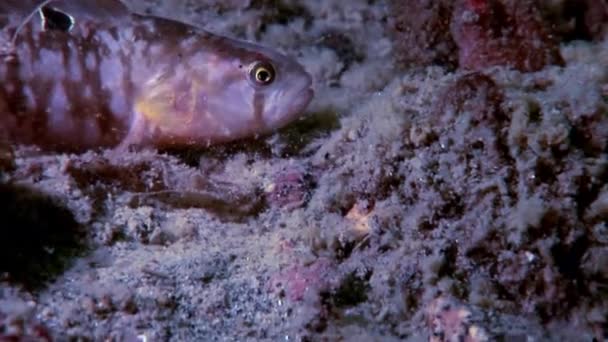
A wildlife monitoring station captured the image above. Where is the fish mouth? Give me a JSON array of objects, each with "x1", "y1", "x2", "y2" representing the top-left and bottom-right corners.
[
  {"x1": 282, "y1": 87, "x2": 313, "y2": 125},
  {"x1": 293, "y1": 71, "x2": 314, "y2": 112},
  {"x1": 302, "y1": 87, "x2": 314, "y2": 105},
  {"x1": 270, "y1": 84, "x2": 314, "y2": 131}
]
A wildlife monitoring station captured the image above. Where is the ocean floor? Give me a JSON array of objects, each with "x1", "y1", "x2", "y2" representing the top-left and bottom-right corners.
[{"x1": 1, "y1": 0, "x2": 607, "y2": 340}]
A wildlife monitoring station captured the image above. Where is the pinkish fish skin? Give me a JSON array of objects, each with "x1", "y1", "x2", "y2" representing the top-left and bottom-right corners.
[{"x1": 0, "y1": 0, "x2": 313, "y2": 151}]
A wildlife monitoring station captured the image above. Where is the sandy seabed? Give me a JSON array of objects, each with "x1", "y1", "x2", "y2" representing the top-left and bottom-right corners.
[{"x1": 1, "y1": 0, "x2": 607, "y2": 341}]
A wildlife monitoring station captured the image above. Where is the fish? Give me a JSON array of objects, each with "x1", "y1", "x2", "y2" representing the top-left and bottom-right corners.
[{"x1": 0, "y1": 0, "x2": 314, "y2": 151}]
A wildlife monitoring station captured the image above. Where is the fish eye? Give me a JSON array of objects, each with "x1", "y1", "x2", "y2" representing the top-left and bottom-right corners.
[{"x1": 249, "y1": 61, "x2": 275, "y2": 85}]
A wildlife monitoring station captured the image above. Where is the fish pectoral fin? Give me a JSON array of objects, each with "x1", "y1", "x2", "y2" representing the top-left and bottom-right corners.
[{"x1": 136, "y1": 80, "x2": 198, "y2": 135}]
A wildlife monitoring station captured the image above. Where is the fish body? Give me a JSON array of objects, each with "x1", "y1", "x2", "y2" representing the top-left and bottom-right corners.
[{"x1": 0, "y1": 0, "x2": 313, "y2": 151}]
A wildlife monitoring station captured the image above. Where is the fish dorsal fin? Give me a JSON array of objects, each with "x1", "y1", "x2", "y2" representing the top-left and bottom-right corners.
[
  {"x1": 0, "y1": 1, "x2": 47, "y2": 16},
  {"x1": 0, "y1": 0, "x2": 130, "y2": 18},
  {"x1": 5, "y1": 0, "x2": 131, "y2": 45},
  {"x1": 39, "y1": 0, "x2": 131, "y2": 21}
]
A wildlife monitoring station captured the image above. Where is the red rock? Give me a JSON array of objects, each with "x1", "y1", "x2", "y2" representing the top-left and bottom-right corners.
[
  {"x1": 0, "y1": 140, "x2": 13, "y2": 172},
  {"x1": 269, "y1": 258, "x2": 333, "y2": 301},
  {"x1": 266, "y1": 165, "x2": 314, "y2": 210},
  {"x1": 433, "y1": 73, "x2": 505, "y2": 125},
  {"x1": 451, "y1": 0, "x2": 563, "y2": 72},
  {"x1": 581, "y1": 0, "x2": 608, "y2": 40},
  {"x1": 426, "y1": 296, "x2": 489, "y2": 342},
  {"x1": 431, "y1": 73, "x2": 509, "y2": 168},
  {"x1": 388, "y1": 0, "x2": 458, "y2": 69}
]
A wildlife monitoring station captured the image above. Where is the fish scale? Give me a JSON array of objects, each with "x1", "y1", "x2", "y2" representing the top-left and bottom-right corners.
[{"x1": 0, "y1": 0, "x2": 313, "y2": 151}]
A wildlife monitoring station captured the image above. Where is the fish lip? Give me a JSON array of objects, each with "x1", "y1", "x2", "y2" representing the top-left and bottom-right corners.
[
  {"x1": 294, "y1": 87, "x2": 314, "y2": 115},
  {"x1": 273, "y1": 86, "x2": 313, "y2": 129},
  {"x1": 301, "y1": 87, "x2": 314, "y2": 104}
]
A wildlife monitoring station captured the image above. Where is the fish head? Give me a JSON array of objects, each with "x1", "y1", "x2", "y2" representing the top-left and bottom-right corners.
[
  {"x1": 198, "y1": 40, "x2": 314, "y2": 141},
  {"x1": 246, "y1": 48, "x2": 315, "y2": 132},
  {"x1": 136, "y1": 37, "x2": 314, "y2": 146}
]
